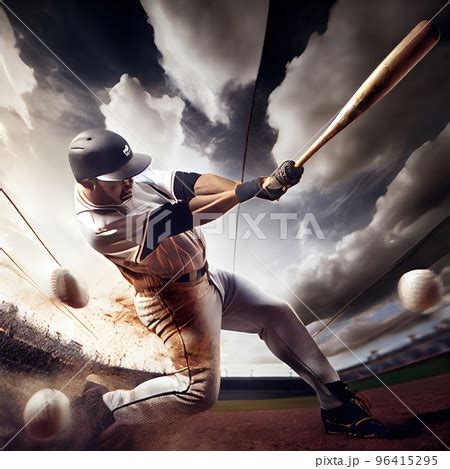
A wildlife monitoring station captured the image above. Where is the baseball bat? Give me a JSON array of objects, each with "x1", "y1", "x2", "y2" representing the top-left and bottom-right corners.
[{"x1": 264, "y1": 20, "x2": 440, "y2": 188}]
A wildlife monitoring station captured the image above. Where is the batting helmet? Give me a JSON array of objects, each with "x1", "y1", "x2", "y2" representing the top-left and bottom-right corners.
[{"x1": 68, "y1": 129, "x2": 151, "y2": 181}]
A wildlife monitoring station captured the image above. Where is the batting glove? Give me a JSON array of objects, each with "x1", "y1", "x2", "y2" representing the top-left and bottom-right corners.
[{"x1": 271, "y1": 160, "x2": 304, "y2": 188}]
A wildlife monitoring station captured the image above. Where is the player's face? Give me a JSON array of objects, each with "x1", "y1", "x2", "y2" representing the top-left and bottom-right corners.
[{"x1": 96, "y1": 178, "x2": 133, "y2": 204}]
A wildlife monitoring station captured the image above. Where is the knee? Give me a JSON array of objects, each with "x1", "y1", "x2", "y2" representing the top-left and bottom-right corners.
[
  {"x1": 189, "y1": 370, "x2": 220, "y2": 412},
  {"x1": 194, "y1": 388, "x2": 219, "y2": 412}
]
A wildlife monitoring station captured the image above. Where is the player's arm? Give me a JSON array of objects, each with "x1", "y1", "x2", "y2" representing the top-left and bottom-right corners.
[
  {"x1": 171, "y1": 172, "x2": 235, "y2": 203},
  {"x1": 135, "y1": 162, "x2": 303, "y2": 205},
  {"x1": 176, "y1": 160, "x2": 304, "y2": 210},
  {"x1": 172, "y1": 172, "x2": 238, "y2": 219},
  {"x1": 163, "y1": 162, "x2": 303, "y2": 229}
]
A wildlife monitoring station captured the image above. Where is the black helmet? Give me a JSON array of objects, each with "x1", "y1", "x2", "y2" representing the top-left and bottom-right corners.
[{"x1": 68, "y1": 129, "x2": 151, "y2": 181}]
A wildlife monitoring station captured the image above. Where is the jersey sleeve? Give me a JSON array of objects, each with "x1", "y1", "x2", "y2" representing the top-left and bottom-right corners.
[
  {"x1": 132, "y1": 167, "x2": 177, "y2": 201},
  {"x1": 173, "y1": 171, "x2": 201, "y2": 201},
  {"x1": 133, "y1": 167, "x2": 201, "y2": 202}
]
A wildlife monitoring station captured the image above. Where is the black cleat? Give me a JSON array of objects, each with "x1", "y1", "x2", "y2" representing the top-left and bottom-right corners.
[{"x1": 322, "y1": 383, "x2": 389, "y2": 438}]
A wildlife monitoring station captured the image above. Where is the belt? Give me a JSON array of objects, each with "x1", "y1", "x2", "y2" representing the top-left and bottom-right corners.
[{"x1": 173, "y1": 262, "x2": 208, "y2": 283}]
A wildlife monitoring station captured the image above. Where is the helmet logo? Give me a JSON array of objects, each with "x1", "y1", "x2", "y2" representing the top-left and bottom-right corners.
[{"x1": 123, "y1": 144, "x2": 131, "y2": 156}]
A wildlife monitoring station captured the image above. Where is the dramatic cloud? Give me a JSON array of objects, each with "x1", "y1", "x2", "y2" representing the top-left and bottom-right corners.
[
  {"x1": 0, "y1": 9, "x2": 117, "y2": 297},
  {"x1": 0, "y1": 8, "x2": 36, "y2": 129},
  {"x1": 100, "y1": 73, "x2": 210, "y2": 173},
  {"x1": 267, "y1": 0, "x2": 449, "y2": 190},
  {"x1": 141, "y1": 0, "x2": 268, "y2": 124},
  {"x1": 0, "y1": 6, "x2": 36, "y2": 182},
  {"x1": 101, "y1": 74, "x2": 185, "y2": 158},
  {"x1": 288, "y1": 124, "x2": 450, "y2": 321}
]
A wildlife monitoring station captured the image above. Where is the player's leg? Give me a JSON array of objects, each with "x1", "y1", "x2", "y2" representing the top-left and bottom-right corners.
[
  {"x1": 102, "y1": 276, "x2": 222, "y2": 426},
  {"x1": 211, "y1": 268, "x2": 388, "y2": 437},
  {"x1": 211, "y1": 268, "x2": 341, "y2": 409}
]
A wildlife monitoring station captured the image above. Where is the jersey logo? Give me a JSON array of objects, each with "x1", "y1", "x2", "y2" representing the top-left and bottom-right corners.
[{"x1": 123, "y1": 144, "x2": 131, "y2": 157}]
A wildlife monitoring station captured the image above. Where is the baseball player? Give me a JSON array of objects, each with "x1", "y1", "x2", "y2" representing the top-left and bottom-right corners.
[{"x1": 69, "y1": 129, "x2": 387, "y2": 441}]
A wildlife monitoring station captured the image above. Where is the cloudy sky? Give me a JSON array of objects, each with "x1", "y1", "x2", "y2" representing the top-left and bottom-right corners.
[{"x1": 0, "y1": 0, "x2": 449, "y2": 375}]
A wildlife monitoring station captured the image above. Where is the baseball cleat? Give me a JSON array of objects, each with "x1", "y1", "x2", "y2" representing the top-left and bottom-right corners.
[{"x1": 322, "y1": 384, "x2": 389, "y2": 438}]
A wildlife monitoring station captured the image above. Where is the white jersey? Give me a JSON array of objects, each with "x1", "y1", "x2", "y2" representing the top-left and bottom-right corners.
[{"x1": 74, "y1": 167, "x2": 207, "y2": 287}]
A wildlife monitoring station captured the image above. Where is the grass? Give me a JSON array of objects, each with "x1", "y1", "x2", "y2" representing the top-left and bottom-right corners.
[{"x1": 213, "y1": 395, "x2": 319, "y2": 412}]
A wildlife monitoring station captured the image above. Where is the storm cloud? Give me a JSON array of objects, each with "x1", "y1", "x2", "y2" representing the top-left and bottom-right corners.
[
  {"x1": 0, "y1": 8, "x2": 35, "y2": 129},
  {"x1": 267, "y1": 0, "x2": 450, "y2": 190},
  {"x1": 288, "y1": 123, "x2": 450, "y2": 321},
  {"x1": 141, "y1": 0, "x2": 269, "y2": 124},
  {"x1": 100, "y1": 73, "x2": 211, "y2": 173},
  {"x1": 101, "y1": 74, "x2": 185, "y2": 159}
]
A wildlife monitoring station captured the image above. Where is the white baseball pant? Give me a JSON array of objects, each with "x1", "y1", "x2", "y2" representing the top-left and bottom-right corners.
[{"x1": 103, "y1": 268, "x2": 341, "y2": 425}]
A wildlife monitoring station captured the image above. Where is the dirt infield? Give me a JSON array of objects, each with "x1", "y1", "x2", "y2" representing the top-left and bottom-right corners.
[
  {"x1": 3, "y1": 372, "x2": 448, "y2": 450},
  {"x1": 128, "y1": 374, "x2": 450, "y2": 450}
]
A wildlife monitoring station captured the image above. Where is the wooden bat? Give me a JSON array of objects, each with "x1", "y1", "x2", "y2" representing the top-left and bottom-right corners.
[{"x1": 264, "y1": 20, "x2": 440, "y2": 189}]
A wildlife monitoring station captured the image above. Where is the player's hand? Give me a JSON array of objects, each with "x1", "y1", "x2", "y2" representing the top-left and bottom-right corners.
[
  {"x1": 272, "y1": 160, "x2": 304, "y2": 188},
  {"x1": 256, "y1": 161, "x2": 304, "y2": 201},
  {"x1": 235, "y1": 162, "x2": 303, "y2": 203}
]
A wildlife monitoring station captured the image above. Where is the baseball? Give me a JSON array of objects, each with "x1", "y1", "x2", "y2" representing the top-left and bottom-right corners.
[
  {"x1": 23, "y1": 389, "x2": 71, "y2": 440},
  {"x1": 51, "y1": 268, "x2": 89, "y2": 308},
  {"x1": 398, "y1": 269, "x2": 443, "y2": 313}
]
